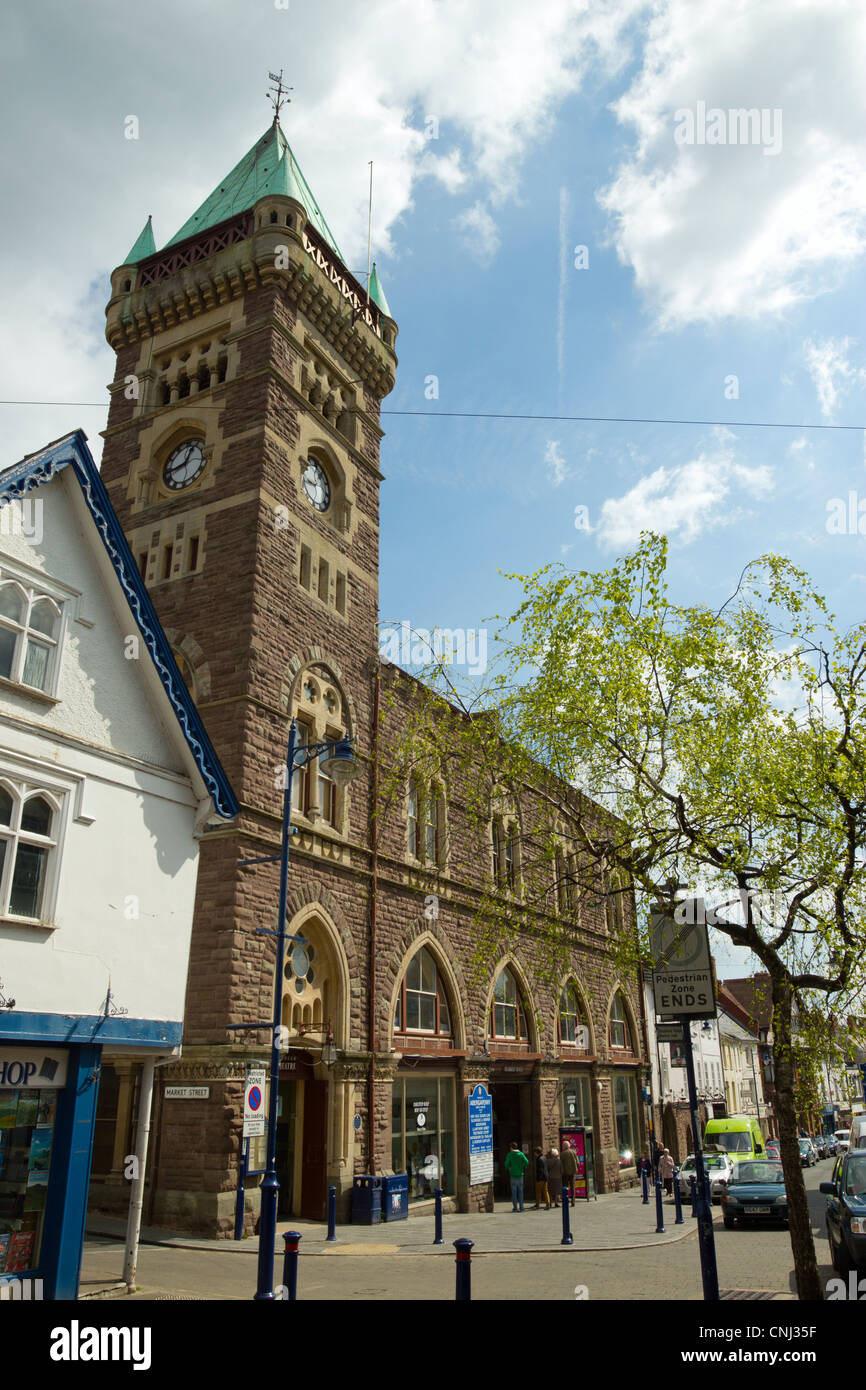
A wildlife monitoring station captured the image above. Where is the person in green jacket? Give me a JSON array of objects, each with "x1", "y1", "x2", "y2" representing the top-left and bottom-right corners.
[{"x1": 504, "y1": 1141, "x2": 529, "y2": 1211}]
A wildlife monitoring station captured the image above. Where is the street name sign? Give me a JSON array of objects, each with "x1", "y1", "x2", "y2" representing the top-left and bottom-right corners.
[{"x1": 164, "y1": 1086, "x2": 210, "y2": 1100}]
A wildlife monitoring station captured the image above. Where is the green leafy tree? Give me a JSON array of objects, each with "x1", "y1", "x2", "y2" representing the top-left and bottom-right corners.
[{"x1": 489, "y1": 532, "x2": 866, "y2": 1301}]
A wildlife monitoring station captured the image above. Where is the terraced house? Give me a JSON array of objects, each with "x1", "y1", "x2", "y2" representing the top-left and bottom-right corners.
[{"x1": 93, "y1": 108, "x2": 649, "y2": 1234}]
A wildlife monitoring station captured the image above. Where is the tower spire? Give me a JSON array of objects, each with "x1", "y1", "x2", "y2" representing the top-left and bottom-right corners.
[{"x1": 267, "y1": 70, "x2": 292, "y2": 125}]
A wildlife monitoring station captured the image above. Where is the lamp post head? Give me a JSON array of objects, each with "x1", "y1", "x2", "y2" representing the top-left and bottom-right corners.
[{"x1": 319, "y1": 733, "x2": 359, "y2": 787}]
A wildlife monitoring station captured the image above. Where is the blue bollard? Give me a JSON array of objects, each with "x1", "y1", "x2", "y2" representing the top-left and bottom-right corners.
[
  {"x1": 234, "y1": 1141, "x2": 248, "y2": 1241},
  {"x1": 281, "y1": 1231, "x2": 302, "y2": 1301},
  {"x1": 454, "y1": 1238, "x2": 473, "y2": 1300},
  {"x1": 689, "y1": 1174, "x2": 698, "y2": 1218},
  {"x1": 654, "y1": 1179, "x2": 665, "y2": 1233},
  {"x1": 674, "y1": 1172, "x2": 684, "y2": 1225},
  {"x1": 434, "y1": 1187, "x2": 444, "y2": 1245},
  {"x1": 641, "y1": 1168, "x2": 649, "y2": 1205},
  {"x1": 326, "y1": 1186, "x2": 337, "y2": 1242},
  {"x1": 561, "y1": 1185, "x2": 573, "y2": 1245}
]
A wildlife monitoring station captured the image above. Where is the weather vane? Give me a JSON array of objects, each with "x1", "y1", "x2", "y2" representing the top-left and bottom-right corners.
[{"x1": 267, "y1": 70, "x2": 292, "y2": 122}]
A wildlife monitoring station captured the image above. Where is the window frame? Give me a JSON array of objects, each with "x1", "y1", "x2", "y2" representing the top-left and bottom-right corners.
[
  {"x1": 0, "y1": 779, "x2": 63, "y2": 926},
  {"x1": 609, "y1": 991, "x2": 633, "y2": 1051},
  {"x1": 0, "y1": 576, "x2": 65, "y2": 699},
  {"x1": 559, "y1": 983, "x2": 587, "y2": 1048},
  {"x1": 489, "y1": 966, "x2": 528, "y2": 1042},
  {"x1": 394, "y1": 946, "x2": 453, "y2": 1039}
]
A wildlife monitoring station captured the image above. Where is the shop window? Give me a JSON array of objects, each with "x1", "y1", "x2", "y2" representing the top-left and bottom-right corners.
[
  {"x1": 609, "y1": 991, "x2": 633, "y2": 1051},
  {"x1": 394, "y1": 947, "x2": 452, "y2": 1037},
  {"x1": 391, "y1": 1075, "x2": 455, "y2": 1203},
  {"x1": 490, "y1": 967, "x2": 527, "y2": 1041},
  {"x1": 614, "y1": 1073, "x2": 639, "y2": 1169},
  {"x1": 560, "y1": 1072, "x2": 593, "y2": 1127},
  {"x1": 0, "y1": 784, "x2": 59, "y2": 921},
  {"x1": 0, "y1": 579, "x2": 62, "y2": 696},
  {"x1": 0, "y1": 1076, "x2": 59, "y2": 1274}
]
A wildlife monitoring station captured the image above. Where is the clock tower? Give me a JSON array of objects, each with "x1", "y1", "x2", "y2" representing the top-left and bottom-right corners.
[{"x1": 98, "y1": 113, "x2": 397, "y2": 1231}]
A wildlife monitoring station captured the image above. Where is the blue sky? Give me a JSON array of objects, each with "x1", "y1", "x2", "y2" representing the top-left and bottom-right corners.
[{"x1": 2, "y1": 0, "x2": 865, "y2": 975}]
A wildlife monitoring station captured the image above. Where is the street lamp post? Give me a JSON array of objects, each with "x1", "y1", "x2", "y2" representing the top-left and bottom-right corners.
[{"x1": 238, "y1": 718, "x2": 360, "y2": 1301}]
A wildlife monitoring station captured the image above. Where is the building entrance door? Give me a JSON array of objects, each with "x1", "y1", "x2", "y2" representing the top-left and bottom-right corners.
[
  {"x1": 300, "y1": 1077, "x2": 328, "y2": 1220},
  {"x1": 490, "y1": 1083, "x2": 524, "y2": 1200},
  {"x1": 275, "y1": 1079, "x2": 297, "y2": 1217}
]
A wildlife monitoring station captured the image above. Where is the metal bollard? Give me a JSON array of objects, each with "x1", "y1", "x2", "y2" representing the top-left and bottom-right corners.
[
  {"x1": 281, "y1": 1231, "x2": 302, "y2": 1301},
  {"x1": 454, "y1": 1238, "x2": 473, "y2": 1301},
  {"x1": 326, "y1": 1186, "x2": 337, "y2": 1242},
  {"x1": 560, "y1": 1185, "x2": 573, "y2": 1245},
  {"x1": 434, "y1": 1187, "x2": 444, "y2": 1245},
  {"x1": 673, "y1": 1172, "x2": 684, "y2": 1225},
  {"x1": 689, "y1": 1174, "x2": 698, "y2": 1218},
  {"x1": 641, "y1": 1169, "x2": 649, "y2": 1204},
  {"x1": 234, "y1": 1141, "x2": 248, "y2": 1241},
  {"x1": 654, "y1": 1179, "x2": 665, "y2": 1233}
]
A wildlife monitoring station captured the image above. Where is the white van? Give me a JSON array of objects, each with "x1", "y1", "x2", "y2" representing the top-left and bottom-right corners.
[
  {"x1": 849, "y1": 1116, "x2": 866, "y2": 1151},
  {"x1": 835, "y1": 1128, "x2": 850, "y2": 1153}
]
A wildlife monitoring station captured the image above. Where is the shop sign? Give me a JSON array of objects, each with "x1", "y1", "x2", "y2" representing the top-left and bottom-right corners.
[
  {"x1": 0, "y1": 1048, "x2": 67, "y2": 1090},
  {"x1": 243, "y1": 1066, "x2": 267, "y2": 1137},
  {"x1": 164, "y1": 1087, "x2": 209, "y2": 1100},
  {"x1": 468, "y1": 1084, "x2": 493, "y2": 1186}
]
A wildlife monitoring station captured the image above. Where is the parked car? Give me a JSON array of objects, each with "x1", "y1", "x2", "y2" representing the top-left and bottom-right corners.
[
  {"x1": 814, "y1": 1135, "x2": 828, "y2": 1160},
  {"x1": 836, "y1": 1130, "x2": 851, "y2": 1153},
  {"x1": 765, "y1": 1140, "x2": 781, "y2": 1160},
  {"x1": 821, "y1": 1150, "x2": 866, "y2": 1274},
  {"x1": 677, "y1": 1151, "x2": 736, "y2": 1202},
  {"x1": 799, "y1": 1138, "x2": 816, "y2": 1167},
  {"x1": 824, "y1": 1135, "x2": 838, "y2": 1158},
  {"x1": 722, "y1": 1159, "x2": 788, "y2": 1229}
]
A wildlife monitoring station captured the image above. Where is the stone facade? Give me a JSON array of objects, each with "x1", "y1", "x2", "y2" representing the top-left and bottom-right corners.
[{"x1": 91, "y1": 124, "x2": 650, "y2": 1234}]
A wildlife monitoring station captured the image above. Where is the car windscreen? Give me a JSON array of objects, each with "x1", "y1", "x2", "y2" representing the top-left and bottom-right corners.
[
  {"x1": 845, "y1": 1155, "x2": 866, "y2": 1197},
  {"x1": 710, "y1": 1131, "x2": 752, "y2": 1153},
  {"x1": 731, "y1": 1161, "x2": 784, "y2": 1184}
]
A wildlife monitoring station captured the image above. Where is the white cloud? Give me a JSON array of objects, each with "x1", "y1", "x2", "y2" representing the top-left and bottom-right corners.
[
  {"x1": 596, "y1": 449, "x2": 774, "y2": 549},
  {"x1": 453, "y1": 202, "x2": 501, "y2": 262},
  {"x1": 802, "y1": 337, "x2": 866, "y2": 420},
  {"x1": 597, "y1": 0, "x2": 866, "y2": 328},
  {"x1": 545, "y1": 439, "x2": 568, "y2": 487}
]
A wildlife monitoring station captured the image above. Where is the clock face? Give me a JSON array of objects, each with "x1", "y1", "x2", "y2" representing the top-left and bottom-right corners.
[
  {"x1": 163, "y1": 440, "x2": 206, "y2": 491},
  {"x1": 301, "y1": 458, "x2": 330, "y2": 512}
]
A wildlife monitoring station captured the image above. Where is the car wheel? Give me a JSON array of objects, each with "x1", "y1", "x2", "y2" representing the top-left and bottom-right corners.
[
  {"x1": 723, "y1": 1217, "x2": 735, "y2": 1230},
  {"x1": 830, "y1": 1232, "x2": 852, "y2": 1275}
]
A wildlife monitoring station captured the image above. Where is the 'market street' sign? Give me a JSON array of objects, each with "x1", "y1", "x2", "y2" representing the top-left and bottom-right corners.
[{"x1": 650, "y1": 905, "x2": 717, "y2": 1020}]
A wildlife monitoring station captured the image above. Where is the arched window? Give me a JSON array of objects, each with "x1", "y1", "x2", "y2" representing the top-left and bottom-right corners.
[
  {"x1": 609, "y1": 991, "x2": 633, "y2": 1051},
  {"x1": 559, "y1": 984, "x2": 588, "y2": 1047},
  {"x1": 394, "y1": 947, "x2": 452, "y2": 1037},
  {"x1": 0, "y1": 579, "x2": 62, "y2": 695},
  {"x1": 0, "y1": 782, "x2": 59, "y2": 920},
  {"x1": 490, "y1": 967, "x2": 528, "y2": 1041}
]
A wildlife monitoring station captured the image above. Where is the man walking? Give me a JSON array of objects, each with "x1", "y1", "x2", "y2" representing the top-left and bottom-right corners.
[
  {"x1": 504, "y1": 1141, "x2": 529, "y2": 1212},
  {"x1": 533, "y1": 1146, "x2": 550, "y2": 1209}
]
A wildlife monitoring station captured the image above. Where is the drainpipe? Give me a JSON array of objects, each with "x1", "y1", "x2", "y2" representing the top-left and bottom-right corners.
[
  {"x1": 122, "y1": 1058, "x2": 156, "y2": 1293},
  {"x1": 367, "y1": 666, "x2": 380, "y2": 1174}
]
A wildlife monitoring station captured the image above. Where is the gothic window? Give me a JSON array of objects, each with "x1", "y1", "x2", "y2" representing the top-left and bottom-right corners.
[
  {"x1": 394, "y1": 947, "x2": 452, "y2": 1037},
  {"x1": 490, "y1": 967, "x2": 528, "y2": 1041},
  {"x1": 0, "y1": 782, "x2": 60, "y2": 921},
  {"x1": 0, "y1": 579, "x2": 62, "y2": 696},
  {"x1": 559, "y1": 984, "x2": 587, "y2": 1047},
  {"x1": 289, "y1": 671, "x2": 348, "y2": 833},
  {"x1": 609, "y1": 991, "x2": 633, "y2": 1051}
]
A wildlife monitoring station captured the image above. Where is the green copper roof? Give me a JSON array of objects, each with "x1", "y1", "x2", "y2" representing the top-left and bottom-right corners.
[
  {"x1": 164, "y1": 121, "x2": 344, "y2": 257},
  {"x1": 368, "y1": 262, "x2": 391, "y2": 318},
  {"x1": 125, "y1": 215, "x2": 156, "y2": 264}
]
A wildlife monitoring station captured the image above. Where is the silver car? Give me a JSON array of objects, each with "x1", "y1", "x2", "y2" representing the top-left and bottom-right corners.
[{"x1": 677, "y1": 1152, "x2": 735, "y2": 1202}]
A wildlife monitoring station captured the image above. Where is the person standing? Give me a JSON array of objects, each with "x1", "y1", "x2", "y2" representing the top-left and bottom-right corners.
[
  {"x1": 504, "y1": 1141, "x2": 529, "y2": 1212},
  {"x1": 561, "y1": 1139, "x2": 578, "y2": 1205},
  {"x1": 659, "y1": 1147, "x2": 675, "y2": 1196},
  {"x1": 533, "y1": 1146, "x2": 550, "y2": 1209},
  {"x1": 547, "y1": 1146, "x2": 563, "y2": 1206}
]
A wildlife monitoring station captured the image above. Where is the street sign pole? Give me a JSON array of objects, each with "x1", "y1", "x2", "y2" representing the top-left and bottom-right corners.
[{"x1": 682, "y1": 1018, "x2": 719, "y2": 1302}]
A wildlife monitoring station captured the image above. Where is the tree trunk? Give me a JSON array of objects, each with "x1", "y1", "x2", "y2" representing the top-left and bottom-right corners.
[{"x1": 771, "y1": 976, "x2": 823, "y2": 1301}]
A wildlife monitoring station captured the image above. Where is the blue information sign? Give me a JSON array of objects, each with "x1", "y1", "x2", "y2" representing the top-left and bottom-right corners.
[{"x1": 468, "y1": 1083, "x2": 493, "y2": 1185}]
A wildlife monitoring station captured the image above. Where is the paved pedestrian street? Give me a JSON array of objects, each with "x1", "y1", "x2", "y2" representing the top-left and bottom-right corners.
[{"x1": 78, "y1": 1167, "x2": 841, "y2": 1302}]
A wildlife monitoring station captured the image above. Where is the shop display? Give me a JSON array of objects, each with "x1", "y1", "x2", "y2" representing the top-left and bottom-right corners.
[{"x1": 0, "y1": 1087, "x2": 56, "y2": 1274}]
